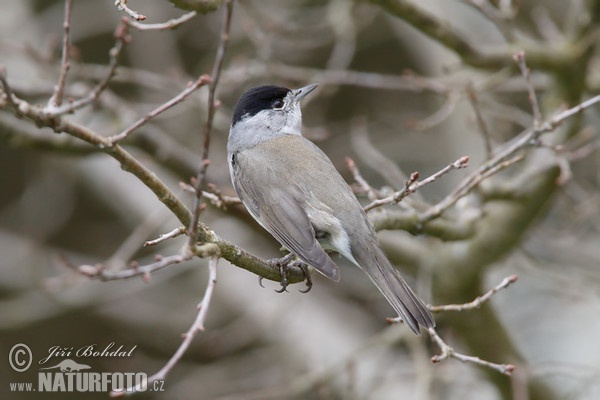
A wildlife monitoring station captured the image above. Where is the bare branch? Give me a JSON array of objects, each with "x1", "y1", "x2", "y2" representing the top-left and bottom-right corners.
[
  {"x1": 513, "y1": 51, "x2": 542, "y2": 127},
  {"x1": 0, "y1": 66, "x2": 19, "y2": 111},
  {"x1": 364, "y1": 156, "x2": 469, "y2": 212},
  {"x1": 346, "y1": 157, "x2": 380, "y2": 200},
  {"x1": 108, "y1": 74, "x2": 212, "y2": 144},
  {"x1": 75, "y1": 253, "x2": 189, "y2": 281},
  {"x1": 44, "y1": 21, "x2": 131, "y2": 116},
  {"x1": 114, "y1": 0, "x2": 147, "y2": 21},
  {"x1": 187, "y1": 0, "x2": 234, "y2": 248},
  {"x1": 47, "y1": 0, "x2": 73, "y2": 110},
  {"x1": 430, "y1": 275, "x2": 518, "y2": 312},
  {"x1": 410, "y1": 92, "x2": 460, "y2": 131},
  {"x1": 110, "y1": 256, "x2": 219, "y2": 397},
  {"x1": 144, "y1": 226, "x2": 187, "y2": 247},
  {"x1": 125, "y1": 11, "x2": 197, "y2": 31},
  {"x1": 420, "y1": 154, "x2": 524, "y2": 222},
  {"x1": 466, "y1": 84, "x2": 493, "y2": 158},
  {"x1": 428, "y1": 327, "x2": 515, "y2": 375}
]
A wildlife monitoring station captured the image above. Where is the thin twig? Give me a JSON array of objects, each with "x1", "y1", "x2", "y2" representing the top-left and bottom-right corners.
[
  {"x1": 110, "y1": 256, "x2": 219, "y2": 397},
  {"x1": 75, "y1": 253, "x2": 190, "y2": 281},
  {"x1": 428, "y1": 327, "x2": 515, "y2": 375},
  {"x1": 187, "y1": 0, "x2": 234, "y2": 247},
  {"x1": 144, "y1": 226, "x2": 187, "y2": 247},
  {"x1": 44, "y1": 21, "x2": 131, "y2": 116},
  {"x1": 420, "y1": 154, "x2": 524, "y2": 222},
  {"x1": 430, "y1": 275, "x2": 518, "y2": 312},
  {"x1": 364, "y1": 156, "x2": 469, "y2": 212},
  {"x1": 346, "y1": 157, "x2": 380, "y2": 200},
  {"x1": 47, "y1": 0, "x2": 73, "y2": 110},
  {"x1": 114, "y1": 0, "x2": 146, "y2": 21},
  {"x1": 202, "y1": 183, "x2": 242, "y2": 209},
  {"x1": 125, "y1": 11, "x2": 197, "y2": 31},
  {"x1": 513, "y1": 51, "x2": 542, "y2": 127},
  {"x1": 108, "y1": 75, "x2": 212, "y2": 144}
]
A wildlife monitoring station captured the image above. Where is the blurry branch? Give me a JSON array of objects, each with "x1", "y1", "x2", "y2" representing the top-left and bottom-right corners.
[
  {"x1": 125, "y1": 11, "x2": 197, "y2": 31},
  {"x1": 367, "y1": 0, "x2": 479, "y2": 63},
  {"x1": 466, "y1": 84, "x2": 493, "y2": 157},
  {"x1": 410, "y1": 91, "x2": 460, "y2": 131},
  {"x1": 349, "y1": 119, "x2": 414, "y2": 191},
  {"x1": 266, "y1": 62, "x2": 451, "y2": 93},
  {"x1": 114, "y1": 0, "x2": 147, "y2": 21},
  {"x1": 366, "y1": 0, "x2": 591, "y2": 70},
  {"x1": 459, "y1": 0, "x2": 516, "y2": 42},
  {"x1": 513, "y1": 51, "x2": 542, "y2": 127},
  {"x1": 371, "y1": 208, "x2": 476, "y2": 240},
  {"x1": 430, "y1": 274, "x2": 518, "y2": 312},
  {"x1": 111, "y1": 255, "x2": 219, "y2": 397}
]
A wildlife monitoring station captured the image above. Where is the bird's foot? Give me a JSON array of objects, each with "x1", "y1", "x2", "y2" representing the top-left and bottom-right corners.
[
  {"x1": 294, "y1": 261, "x2": 312, "y2": 293},
  {"x1": 261, "y1": 254, "x2": 312, "y2": 293}
]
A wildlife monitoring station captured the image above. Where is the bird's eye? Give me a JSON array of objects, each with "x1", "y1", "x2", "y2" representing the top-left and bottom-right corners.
[{"x1": 273, "y1": 99, "x2": 285, "y2": 109}]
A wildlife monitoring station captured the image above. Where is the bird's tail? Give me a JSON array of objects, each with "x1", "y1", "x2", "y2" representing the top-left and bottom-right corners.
[{"x1": 353, "y1": 243, "x2": 435, "y2": 335}]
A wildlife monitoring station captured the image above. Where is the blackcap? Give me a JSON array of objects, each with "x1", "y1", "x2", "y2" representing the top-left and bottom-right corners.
[{"x1": 227, "y1": 84, "x2": 435, "y2": 334}]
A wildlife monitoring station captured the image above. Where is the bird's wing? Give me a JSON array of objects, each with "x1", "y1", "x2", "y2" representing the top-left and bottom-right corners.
[{"x1": 232, "y1": 155, "x2": 341, "y2": 281}]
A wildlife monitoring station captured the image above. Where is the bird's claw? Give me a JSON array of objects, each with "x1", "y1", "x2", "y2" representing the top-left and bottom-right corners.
[
  {"x1": 275, "y1": 264, "x2": 289, "y2": 293},
  {"x1": 297, "y1": 262, "x2": 312, "y2": 293},
  {"x1": 263, "y1": 254, "x2": 312, "y2": 293}
]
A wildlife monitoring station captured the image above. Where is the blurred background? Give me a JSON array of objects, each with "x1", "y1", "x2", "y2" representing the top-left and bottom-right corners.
[{"x1": 1, "y1": 0, "x2": 599, "y2": 399}]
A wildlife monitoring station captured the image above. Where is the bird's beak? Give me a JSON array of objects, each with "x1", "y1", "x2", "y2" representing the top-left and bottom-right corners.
[{"x1": 293, "y1": 83, "x2": 318, "y2": 102}]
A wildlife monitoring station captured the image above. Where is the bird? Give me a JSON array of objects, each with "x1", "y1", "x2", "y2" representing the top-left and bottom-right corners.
[{"x1": 227, "y1": 83, "x2": 435, "y2": 334}]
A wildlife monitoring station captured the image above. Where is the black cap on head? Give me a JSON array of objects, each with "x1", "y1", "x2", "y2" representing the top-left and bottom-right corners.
[{"x1": 232, "y1": 85, "x2": 290, "y2": 126}]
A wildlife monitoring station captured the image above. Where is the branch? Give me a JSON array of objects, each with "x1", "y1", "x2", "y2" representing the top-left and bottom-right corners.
[
  {"x1": 114, "y1": 0, "x2": 147, "y2": 21},
  {"x1": 187, "y1": 0, "x2": 234, "y2": 248},
  {"x1": 144, "y1": 226, "x2": 187, "y2": 247},
  {"x1": 44, "y1": 21, "x2": 131, "y2": 116},
  {"x1": 366, "y1": 0, "x2": 583, "y2": 70},
  {"x1": 430, "y1": 275, "x2": 518, "y2": 312},
  {"x1": 108, "y1": 74, "x2": 212, "y2": 144},
  {"x1": 364, "y1": 156, "x2": 469, "y2": 212},
  {"x1": 110, "y1": 256, "x2": 219, "y2": 397},
  {"x1": 367, "y1": 0, "x2": 479, "y2": 63},
  {"x1": 513, "y1": 51, "x2": 542, "y2": 127},
  {"x1": 466, "y1": 83, "x2": 493, "y2": 158},
  {"x1": 125, "y1": 11, "x2": 197, "y2": 31},
  {"x1": 428, "y1": 327, "x2": 515, "y2": 375},
  {"x1": 72, "y1": 253, "x2": 189, "y2": 282},
  {"x1": 47, "y1": 0, "x2": 73, "y2": 110}
]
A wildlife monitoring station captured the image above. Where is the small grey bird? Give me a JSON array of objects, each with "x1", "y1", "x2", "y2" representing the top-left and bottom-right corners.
[{"x1": 227, "y1": 84, "x2": 435, "y2": 334}]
